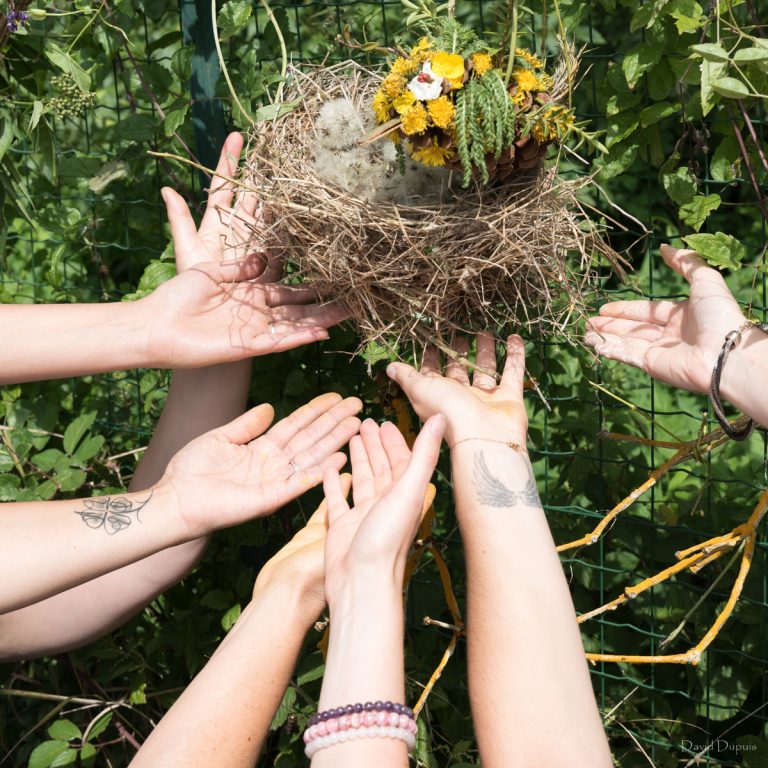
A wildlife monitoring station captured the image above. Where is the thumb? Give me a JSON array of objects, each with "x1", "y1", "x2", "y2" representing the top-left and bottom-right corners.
[
  {"x1": 162, "y1": 187, "x2": 199, "y2": 272},
  {"x1": 217, "y1": 404, "x2": 275, "y2": 444},
  {"x1": 386, "y1": 361, "x2": 420, "y2": 394}
]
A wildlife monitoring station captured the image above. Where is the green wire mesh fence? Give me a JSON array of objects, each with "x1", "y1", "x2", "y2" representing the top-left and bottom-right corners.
[{"x1": 1, "y1": 0, "x2": 767, "y2": 765}]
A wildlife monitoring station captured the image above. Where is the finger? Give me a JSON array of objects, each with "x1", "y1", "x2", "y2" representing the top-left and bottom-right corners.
[
  {"x1": 472, "y1": 331, "x2": 497, "y2": 388},
  {"x1": 269, "y1": 302, "x2": 349, "y2": 326},
  {"x1": 445, "y1": 337, "x2": 470, "y2": 384},
  {"x1": 209, "y1": 255, "x2": 269, "y2": 283},
  {"x1": 285, "y1": 452, "x2": 348, "y2": 506},
  {"x1": 395, "y1": 414, "x2": 446, "y2": 501},
  {"x1": 584, "y1": 331, "x2": 651, "y2": 369},
  {"x1": 350, "y1": 434, "x2": 375, "y2": 503},
  {"x1": 499, "y1": 334, "x2": 526, "y2": 391},
  {"x1": 267, "y1": 393, "x2": 347, "y2": 448},
  {"x1": 660, "y1": 243, "x2": 726, "y2": 288},
  {"x1": 379, "y1": 421, "x2": 411, "y2": 480},
  {"x1": 586, "y1": 316, "x2": 664, "y2": 343},
  {"x1": 420, "y1": 345, "x2": 441, "y2": 375},
  {"x1": 307, "y1": 472, "x2": 352, "y2": 526},
  {"x1": 218, "y1": 403, "x2": 274, "y2": 444},
  {"x1": 289, "y1": 415, "x2": 362, "y2": 471},
  {"x1": 322, "y1": 467, "x2": 351, "y2": 526},
  {"x1": 284, "y1": 398, "x2": 363, "y2": 459},
  {"x1": 162, "y1": 188, "x2": 198, "y2": 272},
  {"x1": 598, "y1": 299, "x2": 679, "y2": 325},
  {"x1": 252, "y1": 327, "x2": 331, "y2": 355},
  {"x1": 360, "y1": 419, "x2": 393, "y2": 493},
  {"x1": 202, "y1": 132, "x2": 243, "y2": 229},
  {"x1": 261, "y1": 284, "x2": 321, "y2": 306},
  {"x1": 386, "y1": 361, "x2": 420, "y2": 395}
]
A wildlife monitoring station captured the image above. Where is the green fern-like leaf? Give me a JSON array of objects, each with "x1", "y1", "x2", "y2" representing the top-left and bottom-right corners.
[{"x1": 455, "y1": 88, "x2": 473, "y2": 187}]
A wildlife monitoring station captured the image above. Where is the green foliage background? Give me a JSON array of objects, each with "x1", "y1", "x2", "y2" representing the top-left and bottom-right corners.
[{"x1": 1, "y1": 0, "x2": 767, "y2": 766}]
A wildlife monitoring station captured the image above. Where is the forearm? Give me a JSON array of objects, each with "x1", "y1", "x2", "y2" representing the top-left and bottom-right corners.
[
  {"x1": 313, "y1": 580, "x2": 408, "y2": 768},
  {"x1": 721, "y1": 329, "x2": 768, "y2": 428},
  {"x1": 0, "y1": 363, "x2": 253, "y2": 661},
  {"x1": 0, "y1": 302, "x2": 155, "y2": 384},
  {"x1": 0, "y1": 483, "x2": 187, "y2": 613},
  {"x1": 130, "y1": 583, "x2": 314, "y2": 768},
  {"x1": 452, "y1": 444, "x2": 610, "y2": 768}
]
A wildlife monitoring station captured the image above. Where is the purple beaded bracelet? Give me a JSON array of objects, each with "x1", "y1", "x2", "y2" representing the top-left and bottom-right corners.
[{"x1": 308, "y1": 701, "x2": 414, "y2": 727}]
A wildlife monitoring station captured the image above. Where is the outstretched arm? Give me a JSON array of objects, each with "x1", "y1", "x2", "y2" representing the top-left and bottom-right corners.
[
  {"x1": 0, "y1": 393, "x2": 361, "y2": 656},
  {"x1": 388, "y1": 335, "x2": 611, "y2": 768},
  {"x1": 129, "y1": 482, "x2": 351, "y2": 768},
  {"x1": 0, "y1": 134, "x2": 344, "y2": 385},
  {"x1": 311, "y1": 417, "x2": 443, "y2": 768},
  {"x1": 586, "y1": 243, "x2": 768, "y2": 428}
]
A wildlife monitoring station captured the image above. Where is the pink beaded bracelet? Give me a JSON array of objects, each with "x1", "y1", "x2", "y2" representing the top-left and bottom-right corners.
[
  {"x1": 304, "y1": 724, "x2": 417, "y2": 758},
  {"x1": 303, "y1": 701, "x2": 417, "y2": 758}
]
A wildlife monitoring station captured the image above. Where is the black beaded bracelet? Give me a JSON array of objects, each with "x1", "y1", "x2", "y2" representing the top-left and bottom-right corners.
[
  {"x1": 710, "y1": 321, "x2": 768, "y2": 441},
  {"x1": 309, "y1": 701, "x2": 414, "y2": 726}
]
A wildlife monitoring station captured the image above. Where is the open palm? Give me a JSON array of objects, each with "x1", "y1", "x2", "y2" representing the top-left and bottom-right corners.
[
  {"x1": 163, "y1": 393, "x2": 362, "y2": 538},
  {"x1": 585, "y1": 245, "x2": 745, "y2": 394}
]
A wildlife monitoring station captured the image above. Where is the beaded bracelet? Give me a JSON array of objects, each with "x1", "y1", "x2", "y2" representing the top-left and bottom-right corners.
[
  {"x1": 305, "y1": 724, "x2": 416, "y2": 758},
  {"x1": 304, "y1": 701, "x2": 417, "y2": 758}
]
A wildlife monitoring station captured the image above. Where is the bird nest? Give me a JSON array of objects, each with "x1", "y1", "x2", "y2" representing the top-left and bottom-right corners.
[{"x1": 242, "y1": 61, "x2": 624, "y2": 354}]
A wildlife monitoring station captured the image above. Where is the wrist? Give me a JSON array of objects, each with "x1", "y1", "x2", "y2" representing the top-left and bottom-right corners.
[
  {"x1": 250, "y1": 579, "x2": 321, "y2": 631},
  {"x1": 151, "y1": 477, "x2": 193, "y2": 544},
  {"x1": 718, "y1": 325, "x2": 768, "y2": 415},
  {"x1": 135, "y1": 294, "x2": 169, "y2": 369},
  {"x1": 328, "y1": 573, "x2": 402, "y2": 622}
]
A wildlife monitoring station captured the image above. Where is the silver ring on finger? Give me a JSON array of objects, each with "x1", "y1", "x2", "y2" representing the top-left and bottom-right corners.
[
  {"x1": 269, "y1": 323, "x2": 277, "y2": 337},
  {"x1": 289, "y1": 458, "x2": 300, "y2": 474}
]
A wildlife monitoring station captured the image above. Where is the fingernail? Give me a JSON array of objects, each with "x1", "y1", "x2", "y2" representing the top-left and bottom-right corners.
[
  {"x1": 160, "y1": 187, "x2": 169, "y2": 204},
  {"x1": 584, "y1": 332, "x2": 598, "y2": 347},
  {"x1": 386, "y1": 363, "x2": 397, "y2": 378},
  {"x1": 429, "y1": 414, "x2": 447, "y2": 434}
]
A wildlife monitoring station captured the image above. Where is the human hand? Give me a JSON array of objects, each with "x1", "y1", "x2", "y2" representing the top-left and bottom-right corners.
[
  {"x1": 143, "y1": 132, "x2": 348, "y2": 367},
  {"x1": 321, "y1": 416, "x2": 444, "y2": 607},
  {"x1": 252, "y1": 474, "x2": 352, "y2": 619},
  {"x1": 386, "y1": 333, "x2": 529, "y2": 449},
  {"x1": 585, "y1": 244, "x2": 745, "y2": 394},
  {"x1": 161, "y1": 393, "x2": 362, "y2": 538}
]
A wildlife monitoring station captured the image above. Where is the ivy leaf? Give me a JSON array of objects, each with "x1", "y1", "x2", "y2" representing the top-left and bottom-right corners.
[
  {"x1": 123, "y1": 260, "x2": 177, "y2": 301},
  {"x1": 269, "y1": 686, "x2": 296, "y2": 730},
  {"x1": 163, "y1": 104, "x2": 189, "y2": 137},
  {"x1": 679, "y1": 193, "x2": 721, "y2": 231},
  {"x1": 217, "y1": 0, "x2": 252, "y2": 40},
  {"x1": 662, "y1": 166, "x2": 697, "y2": 205},
  {"x1": 682, "y1": 232, "x2": 747, "y2": 270},
  {"x1": 596, "y1": 141, "x2": 639, "y2": 179},
  {"x1": 689, "y1": 42, "x2": 730, "y2": 62},
  {"x1": 710, "y1": 135, "x2": 741, "y2": 181},
  {"x1": 47, "y1": 720, "x2": 81, "y2": 742},
  {"x1": 700, "y1": 60, "x2": 727, "y2": 115},
  {"x1": 711, "y1": 76, "x2": 750, "y2": 98},
  {"x1": 623, "y1": 42, "x2": 663, "y2": 88},
  {"x1": 640, "y1": 101, "x2": 681, "y2": 127},
  {"x1": 28, "y1": 741, "x2": 70, "y2": 768},
  {"x1": 221, "y1": 603, "x2": 242, "y2": 631},
  {"x1": 733, "y1": 46, "x2": 768, "y2": 63},
  {"x1": 665, "y1": 0, "x2": 705, "y2": 33},
  {"x1": 45, "y1": 44, "x2": 91, "y2": 92},
  {"x1": 63, "y1": 412, "x2": 97, "y2": 455}
]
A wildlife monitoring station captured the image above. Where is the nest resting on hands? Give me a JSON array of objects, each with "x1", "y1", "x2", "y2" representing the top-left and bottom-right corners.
[{"x1": 242, "y1": 61, "x2": 625, "y2": 354}]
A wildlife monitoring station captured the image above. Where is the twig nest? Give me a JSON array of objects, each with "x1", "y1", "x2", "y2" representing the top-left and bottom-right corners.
[{"x1": 243, "y1": 62, "x2": 624, "y2": 353}]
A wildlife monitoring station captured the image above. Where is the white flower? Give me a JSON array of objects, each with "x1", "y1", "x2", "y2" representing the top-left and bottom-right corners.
[{"x1": 407, "y1": 61, "x2": 443, "y2": 101}]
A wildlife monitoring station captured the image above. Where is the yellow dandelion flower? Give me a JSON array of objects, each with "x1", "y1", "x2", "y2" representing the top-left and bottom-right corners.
[
  {"x1": 412, "y1": 137, "x2": 454, "y2": 167},
  {"x1": 532, "y1": 123, "x2": 549, "y2": 143},
  {"x1": 515, "y1": 47, "x2": 544, "y2": 69},
  {"x1": 511, "y1": 90, "x2": 528, "y2": 108},
  {"x1": 472, "y1": 52, "x2": 493, "y2": 77},
  {"x1": 400, "y1": 104, "x2": 428, "y2": 135},
  {"x1": 392, "y1": 56, "x2": 417, "y2": 77},
  {"x1": 381, "y1": 73, "x2": 406, "y2": 99},
  {"x1": 535, "y1": 73, "x2": 554, "y2": 92},
  {"x1": 430, "y1": 51, "x2": 466, "y2": 81},
  {"x1": 427, "y1": 96, "x2": 455, "y2": 129},
  {"x1": 372, "y1": 90, "x2": 391, "y2": 123},
  {"x1": 513, "y1": 67, "x2": 538, "y2": 93},
  {"x1": 393, "y1": 90, "x2": 417, "y2": 115},
  {"x1": 410, "y1": 37, "x2": 433, "y2": 65}
]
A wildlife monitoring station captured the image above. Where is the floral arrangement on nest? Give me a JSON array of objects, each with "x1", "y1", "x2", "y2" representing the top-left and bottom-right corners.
[{"x1": 238, "y1": 0, "x2": 626, "y2": 358}]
